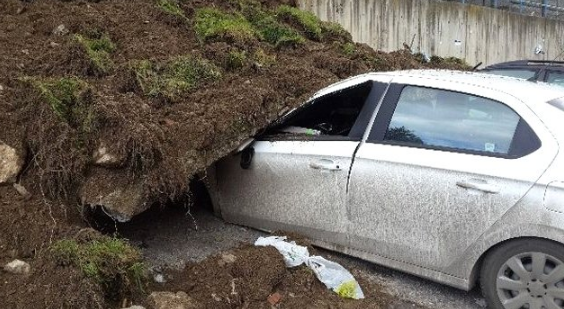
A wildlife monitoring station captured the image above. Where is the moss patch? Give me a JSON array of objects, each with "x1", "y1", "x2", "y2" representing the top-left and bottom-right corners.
[
  {"x1": 51, "y1": 237, "x2": 146, "y2": 299},
  {"x1": 276, "y1": 5, "x2": 323, "y2": 40},
  {"x1": 132, "y1": 55, "x2": 222, "y2": 101},
  {"x1": 245, "y1": 6, "x2": 305, "y2": 47},
  {"x1": 342, "y1": 42, "x2": 356, "y2": 56},
  {"x1": 194, "y1": 8, "x2": 257, "y2": 43},
  {"x1": 253, "y1": 48, "x2": 276, "y2": 67},
  {"x1": 227, "y1": 49, "x2": 247, "y2": 70},
  {"x1": 27, "y1": 77, "x2": 95, "y2": 132},
  {"x1": 74, "y1": 33, "x2": 116, "y2": 75},
  {"x1": 156, "y1": 0, "x2": 188, "y2": 22}
]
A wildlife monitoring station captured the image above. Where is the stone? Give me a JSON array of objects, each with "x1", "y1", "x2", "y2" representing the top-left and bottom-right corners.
[
  {"x1": 80, "y1": 169, "x2": 150, "y2": 222},
  {"x1": 123, "y1": 306, "x2": 146, "y2": 309},
  {"x1": 153, "y1": 273, "x2": 166, "y2": 283},
  {"x1": 0, "y1": 84, "x2": 4, "y2": 92},
  {"x1": 0, "y1": 143, "x2": 24, "y2": 184},
  {"x1": 267, "y1": 292, "x2": 282, "y2": 305},
  {"x1": 13, "y1": 183, "x2": 31, "y2": 198},
  {"x1": 3, "y1": 259, "x2": 30, "y2": 275},
  {"x1": 92, "y1": 142, "x2": 124, "y2": 167},
  {"x1": 218, "y1": 253, "x2": 237, "y2": 266},
  {"x1": 147, "y1": 291, "x2": 201, "y2": 309},
  {"x1": 52, "y1": 24, "x2": 69, "y2": 36}
]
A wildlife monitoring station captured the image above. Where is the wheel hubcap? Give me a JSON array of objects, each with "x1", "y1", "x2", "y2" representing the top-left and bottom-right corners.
[{"x1": 497, "y1": 252, "x2": 564, "y2": 309}]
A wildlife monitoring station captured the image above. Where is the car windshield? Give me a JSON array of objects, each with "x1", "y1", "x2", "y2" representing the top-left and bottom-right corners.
[{"x1": 548, "y1": 97, "x2": 564, "y2": 112}]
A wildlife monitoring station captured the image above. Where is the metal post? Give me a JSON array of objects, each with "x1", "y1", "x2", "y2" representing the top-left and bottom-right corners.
[{"x1": 542, "y1": 0, "x2": 548, "y2": 17}]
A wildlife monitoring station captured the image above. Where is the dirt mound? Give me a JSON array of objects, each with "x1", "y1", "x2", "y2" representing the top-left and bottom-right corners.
[
  {"x1": 0, "y1": 0, "x2": 469, "y2": 307},
  {"x1": 155, "y1": 244, "x2": 407, "y2": 309}
]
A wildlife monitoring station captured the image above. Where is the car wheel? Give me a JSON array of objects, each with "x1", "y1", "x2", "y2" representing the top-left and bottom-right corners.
[{"x1": 481, "y1": 239, "x2": 564, "y2": 309}]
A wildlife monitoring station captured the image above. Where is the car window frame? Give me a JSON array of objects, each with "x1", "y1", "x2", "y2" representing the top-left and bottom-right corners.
[
  {"x1": 257, "y1": 80, "x2": 387, "y2": 142},
  {"x1": 366, "y1": 83, "x2": 540, "y2": 159},
  {"x1": 481, "y1": 67, "x2": 541, "y2": 81}
]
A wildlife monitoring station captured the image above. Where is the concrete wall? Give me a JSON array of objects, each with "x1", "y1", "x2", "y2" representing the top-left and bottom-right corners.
[{"x1": 297, "y1": 0, "x2": 564, "y2": 66}]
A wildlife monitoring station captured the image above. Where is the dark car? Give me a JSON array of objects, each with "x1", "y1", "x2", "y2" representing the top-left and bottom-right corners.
[{"x1": 481, "y1": 60, "x2": 564, "y2": 87}]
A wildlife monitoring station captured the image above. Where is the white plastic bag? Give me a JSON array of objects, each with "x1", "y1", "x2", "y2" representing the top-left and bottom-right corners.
[{"x1": 254, "y1": 236, "x2": 364, "y2": 299}]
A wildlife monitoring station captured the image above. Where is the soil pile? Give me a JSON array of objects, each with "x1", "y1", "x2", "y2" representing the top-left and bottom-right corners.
[
  {"x1": 0, "y1": 0, "x2": 469, "y2": 307},
  {"x1": 154, "y1": 243, "x2": 425, "y2": 309}
]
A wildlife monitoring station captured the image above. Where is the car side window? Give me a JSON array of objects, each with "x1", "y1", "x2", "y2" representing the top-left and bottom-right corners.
[
  {"x1": 546, "y1": 71, "x2": 564, "y2": 87},
  {"x1": 384, "y1": 86, "x2": 521, "y2": 155},
  {"x1": 260, "y1": 81, "x2": 387, "y2": 141}
]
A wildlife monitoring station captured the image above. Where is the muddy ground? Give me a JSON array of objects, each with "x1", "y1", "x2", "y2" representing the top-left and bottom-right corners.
[{"x1": 0, "y1": 0, "x2": 470, "y2": 307}]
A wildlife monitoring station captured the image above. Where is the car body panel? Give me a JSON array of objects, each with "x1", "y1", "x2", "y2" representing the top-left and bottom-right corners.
[{"x1": 206, "y1": 70, "x2": 564, "y2": 291}]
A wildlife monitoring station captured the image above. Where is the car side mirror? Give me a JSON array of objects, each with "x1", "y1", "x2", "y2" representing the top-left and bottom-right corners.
[{"x1": 240, "y1": 147, "x2": 254, "y2": 170}]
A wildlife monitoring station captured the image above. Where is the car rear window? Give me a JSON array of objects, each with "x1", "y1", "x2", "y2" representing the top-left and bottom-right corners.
[{"x1": 483, "y1": 69, "x2": 537, "y2": 80}]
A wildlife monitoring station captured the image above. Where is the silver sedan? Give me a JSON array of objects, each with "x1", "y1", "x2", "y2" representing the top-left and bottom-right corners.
[{"x1": 205, "y1": 70, "x2": 564, "y2": 309}]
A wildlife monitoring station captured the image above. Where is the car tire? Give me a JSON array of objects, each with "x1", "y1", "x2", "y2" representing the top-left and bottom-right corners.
[{"x1": 481, "y1": 238, "x2": 564, "y2": 309}]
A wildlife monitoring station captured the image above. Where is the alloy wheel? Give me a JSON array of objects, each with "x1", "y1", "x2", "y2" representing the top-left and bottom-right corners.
[{"x1": 497, "y1": 252, "x2": 564, "y2": 309}]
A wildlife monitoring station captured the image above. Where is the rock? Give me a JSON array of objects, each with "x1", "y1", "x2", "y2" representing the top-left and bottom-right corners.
[
  {"x1": 92, "y1": 142, "x2": 124, "y2": 167},
  {"x1": 123, "y1": 306, "x2": 146, "y2": 309},
  {"x1": 0, "y1": 143, "x2": 24, "y2": 184},
  {"x1": 267, "y1": 292, "x2": 282, "y2": 305},
  {"x1": 52, "y1": 24, "x2": 69, "y2": 36},
  {"x1": 13, "y1": 183, "x2": 31, "y2": 198},
  {"x1": 147, "y1": 291, "x2": 201, "y2": 309},
  {"x1": 49, "y1": 41, "x2": 60, "y2": 48},
  {"x1": 80, "y1": 169, "x2": 150, "y2": 222},
  {"x1": 218, "y1": 253, "x2": 237, "y2": 266},
  {"x1": 3, "y1": 259, "x2": 30, "y2": 275},
  {"x1": 0, "y1": 84, "x2": 4, "y2": 92},
  {"x1": 153, "y1": 273, "x2": 166, "y2": 283}
]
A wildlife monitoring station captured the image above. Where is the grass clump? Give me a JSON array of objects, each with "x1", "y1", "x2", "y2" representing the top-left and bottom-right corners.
[
  {"x1": 28, "y1": 77, "x2": 95, "y2": 132},
  {"x1": 276, "y1": 5, "x2": 323, "y2": 40},
  {"x1": 156, "y1": 0, "x2": 188, "y2": 22},
  {"x1": 74, "y1": 33, "x2": 116, "y2": 75},
  {"x1": 342, "y1": 42, "x2": 356, "y2": 56},
  {"x1": 194, "y1": 8, "x2": 257, "y2": 43},
  {"x1": 133, "y1": 55, "x2": 222, "y2": 101},
  {"x1": 240, "y1": 4, "x2": 305, "y2": 47},
  {"x1": 227, "y1": 49, "x2": 247, "y2": 70},
  {"x1": 253, "y1": 48, "x2": 276, "y2": 67},
  {"x1": 51, "y1": 237, "x2": 146, "y2": 299}
]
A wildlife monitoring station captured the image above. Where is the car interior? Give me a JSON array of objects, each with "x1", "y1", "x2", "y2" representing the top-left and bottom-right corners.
[{"x1": 262, "y1": 82, "x2": 373, "y2": 139}]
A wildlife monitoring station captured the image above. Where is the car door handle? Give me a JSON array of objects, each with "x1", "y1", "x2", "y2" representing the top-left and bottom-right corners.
[
  {"x1": 310, "y1": 159, "x2": 341, "y2": 171},
  {"x1": 456, "y1": 179, "x2": 500, "y2": 194}
]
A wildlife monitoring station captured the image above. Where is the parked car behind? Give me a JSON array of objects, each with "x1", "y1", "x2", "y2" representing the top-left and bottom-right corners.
[
  {"x1": 205, "y1": 70, "x2": 564, "y2": 309},
  {"x1": 481, "y1": 60, "x2": 564, "y2": 87}
]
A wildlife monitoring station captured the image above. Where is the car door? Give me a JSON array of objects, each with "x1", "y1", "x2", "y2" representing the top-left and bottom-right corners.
[
  {"x1": 215, "y1": 79, "x2": 390, "y2": 247},
  {"x1": 346, "y1": 80, "x2": 558, "y2": 272}
]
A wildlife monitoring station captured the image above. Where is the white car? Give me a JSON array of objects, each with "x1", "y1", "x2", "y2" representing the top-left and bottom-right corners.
[{"x1": 205, "y1": 70, "x2": 564, "y2": 309}]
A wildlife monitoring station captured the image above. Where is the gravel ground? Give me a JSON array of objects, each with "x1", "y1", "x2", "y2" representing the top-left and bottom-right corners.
[{"x1": 119, "y1": 206, "x2": 487, "y2": 309}]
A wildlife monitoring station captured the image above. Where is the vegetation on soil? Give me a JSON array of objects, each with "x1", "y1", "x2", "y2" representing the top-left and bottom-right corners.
[
  {"x1": 342, "y1": 42, "x2": 356, "y2": 56},
  {"x1": 276, "y1": 5, "x2": 324, "y2": 40},
  {"x1": 195, "y1": 8, "x2": 257, "y2": 43},
  {"x1": 51, "y1": 237, "x2": 146, "y2": 299},
  {"x1": 74, "y1": 33, "x2": 116, "y2": 75},
  {"x1": 132, "y1": 55, "x2": 222, "y2": 101},
  {"x1": 26, "y1": 77, "x2": 95, "y2": 132},
  {"x1": 156, "y1": 0, "x2": 188, "y2": 21}
]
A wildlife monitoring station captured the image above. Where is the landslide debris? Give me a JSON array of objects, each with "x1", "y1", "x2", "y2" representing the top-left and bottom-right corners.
[{"x1": 0, "y1": 0, "x2": 469, "y2": 307}]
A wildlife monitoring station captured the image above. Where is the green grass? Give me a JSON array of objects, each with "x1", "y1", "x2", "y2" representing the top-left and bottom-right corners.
[
  {"x1": 342, "y1": 42, "x2": 356, "y2": 56},
  {"x1": 227, "y1": 49, "x2": 247, "y2": 70},
  {"x1": 242, "y1": 5, "x2": 305, "y2": 47},
  {"x1": 276, "y1": 5, "x2": 323, "y2": 40},
  {"x1": 133, "y1": 55, "x2": 222, "y2": 100},
  {"x1": 253, "y1": 48, "x2": 276, "y2": 67},
  {"x1": 156, "y1": 0, "x2": 188, "y2": 21},
  {"x1": 74, "y1": 33, "x2": 116, "y2": 75},
  {"x1": 27, "y1": 77, "x2": 95, "y2": 133},
  {"x1": 194, "y1": 8, "x2": 257, "y2": 43},
  {"x1": 51, "y1": 237, "x2": 146, "y2": 298}
]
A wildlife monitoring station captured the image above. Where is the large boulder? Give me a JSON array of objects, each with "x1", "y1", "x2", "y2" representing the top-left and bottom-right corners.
[
  {"x1": 147, "y1": 291, "x2": 201, "y2": 309},
  {"x1": 0, "y1": 142, "x2": 24, "y2": 185},
  {"x1": 79, "y1": 169, "x2": 150, "y2": 222}
]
